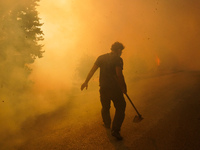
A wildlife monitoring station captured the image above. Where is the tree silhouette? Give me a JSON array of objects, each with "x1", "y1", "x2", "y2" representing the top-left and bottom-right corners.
[{"x1": 0, "y1": 0, "x2": 44, "y2": 91}]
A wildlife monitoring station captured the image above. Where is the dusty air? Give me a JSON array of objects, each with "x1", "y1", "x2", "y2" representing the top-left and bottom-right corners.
[{"x1": 1, "y1": 0, "x2": 200, "y2": 149}]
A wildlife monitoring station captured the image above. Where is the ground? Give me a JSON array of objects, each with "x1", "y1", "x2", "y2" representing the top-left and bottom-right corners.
[{"x1": 1, "y1": 71, "x2": 200, "y2": 150}]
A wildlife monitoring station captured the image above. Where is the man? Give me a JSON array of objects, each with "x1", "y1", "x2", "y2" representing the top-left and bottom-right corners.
[{"x1": 81, "y1": 42, "x2": 127, "y2": 140}]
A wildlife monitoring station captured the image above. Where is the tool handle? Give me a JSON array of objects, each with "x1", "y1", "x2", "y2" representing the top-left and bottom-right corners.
[{"x1": 125, "y1": 93, "x2": 141, "y2": 117}]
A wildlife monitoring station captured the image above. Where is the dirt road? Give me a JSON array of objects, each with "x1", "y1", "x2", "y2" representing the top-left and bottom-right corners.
[{"x1": 1, "y1": 71, "x2": 200, "y2": 150}]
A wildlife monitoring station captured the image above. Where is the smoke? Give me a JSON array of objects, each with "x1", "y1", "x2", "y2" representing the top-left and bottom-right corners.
[
  {"x1": 32, "y1": 0, "x2": 200, "y2": 126},
  {"x1": 32, "y1": 0, "x2": 200, "y2": 87},
  {"x1": 1, "y1": 0, "x2": 200, "y2": 149}
]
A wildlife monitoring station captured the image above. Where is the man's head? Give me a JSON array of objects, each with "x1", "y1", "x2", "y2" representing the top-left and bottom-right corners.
[{"x1": 111, "y1": 42, "x2": 125, "y2": 56}]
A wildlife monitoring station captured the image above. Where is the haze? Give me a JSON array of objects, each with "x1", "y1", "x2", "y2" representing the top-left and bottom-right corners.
[
  {"x1": 30, "y1": 0, "x2": 200, "y2": 91},
  {"x1": 1, "y1": 0, "x2": 200, "y2": 149}
]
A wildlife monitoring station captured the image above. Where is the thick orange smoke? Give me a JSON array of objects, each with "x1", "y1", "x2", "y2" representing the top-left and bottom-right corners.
[
  {"x1": 32, "y1": 0, "x2": 200, "y2": 87},
  {"x1": 1, "y1": 0, "x2": 200, "y2": 149}
]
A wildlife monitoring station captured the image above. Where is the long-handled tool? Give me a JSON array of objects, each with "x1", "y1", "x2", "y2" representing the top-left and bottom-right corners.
[{"x1": 125, "y1": 93, "x2": 143, "y2": 123}]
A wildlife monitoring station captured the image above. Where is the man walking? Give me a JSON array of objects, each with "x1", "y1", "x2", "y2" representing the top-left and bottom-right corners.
[{"x1": 81, "y1": 42, "x2": 127, "y2": 140}]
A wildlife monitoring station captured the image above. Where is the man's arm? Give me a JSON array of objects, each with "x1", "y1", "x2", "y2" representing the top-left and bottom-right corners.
[
  {"x1": 116, "y1": 66, "x2": 127, "y2": 94},
  {"x1": 81, "y1": 64, "x2": 99, "y2": 91}
]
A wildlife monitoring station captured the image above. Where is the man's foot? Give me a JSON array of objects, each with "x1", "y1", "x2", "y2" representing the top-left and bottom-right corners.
[{"x1": 111, "y1": 131, "x2": 123, "y2": 140}]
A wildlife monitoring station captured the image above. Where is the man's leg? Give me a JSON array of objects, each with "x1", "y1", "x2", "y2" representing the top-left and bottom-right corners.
[
  {"x1": 111, "y1": 91, "x2": 126, "y2": 139},
  {"x1": 100, "y1": 88, "x2": 111, "y2": 128}
]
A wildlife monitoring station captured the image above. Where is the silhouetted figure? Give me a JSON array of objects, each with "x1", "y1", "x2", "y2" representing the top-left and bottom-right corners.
[{"x1": 81, "y1": 42, "x2": 127, "y2": 140}]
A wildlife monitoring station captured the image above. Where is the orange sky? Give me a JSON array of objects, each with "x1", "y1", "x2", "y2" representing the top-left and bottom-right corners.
[{"x1": 31, "y1": 0, "x2": 200, "y2": 90}]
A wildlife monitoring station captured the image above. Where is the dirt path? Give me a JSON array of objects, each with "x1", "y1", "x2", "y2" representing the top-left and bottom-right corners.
[{"x1": 1, "y1": 71, "x2": 200, "y2": 150}]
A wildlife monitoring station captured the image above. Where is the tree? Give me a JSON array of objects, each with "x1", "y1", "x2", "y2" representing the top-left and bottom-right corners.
[{"x1": 0, "y1": 0, "x2": 44, "y2": 91}]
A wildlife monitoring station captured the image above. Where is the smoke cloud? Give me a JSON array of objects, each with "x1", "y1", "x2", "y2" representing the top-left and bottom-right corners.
[
  {"x1": 35, "y1": 0, "x2": 200, "y2": 79},
  {"x1": 1, "y1": 0, "x2": 200, "y2": 149}
]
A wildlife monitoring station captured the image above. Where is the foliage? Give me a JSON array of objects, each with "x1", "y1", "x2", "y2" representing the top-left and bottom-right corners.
[{"x1": 0, "y1": 0, "x2": 44, "y2": 91}]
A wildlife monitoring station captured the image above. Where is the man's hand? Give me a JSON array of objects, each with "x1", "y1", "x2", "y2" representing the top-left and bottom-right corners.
[
  {"x1": 81, "y1": 82, "x2": 88, "y2": 91},
  {"x1": 80, "y1": 64, "x2": 98, "y2": 91},
  {"x1": 122, "y1": 87, "x2": 127, "y2": 94},
  {"x1": 116, "y1": 66, "x2": 127, "y2": 94}
]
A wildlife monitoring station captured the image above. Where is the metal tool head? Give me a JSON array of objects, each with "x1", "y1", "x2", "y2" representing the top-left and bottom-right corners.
[{"x1": 133, "y1": 115, "x2": 144, "y2": 123}]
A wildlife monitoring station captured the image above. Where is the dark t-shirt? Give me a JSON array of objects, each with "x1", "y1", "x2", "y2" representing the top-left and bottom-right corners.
[{"x1": 95, "y1": 53, "x2": 123, "y2": 88}]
